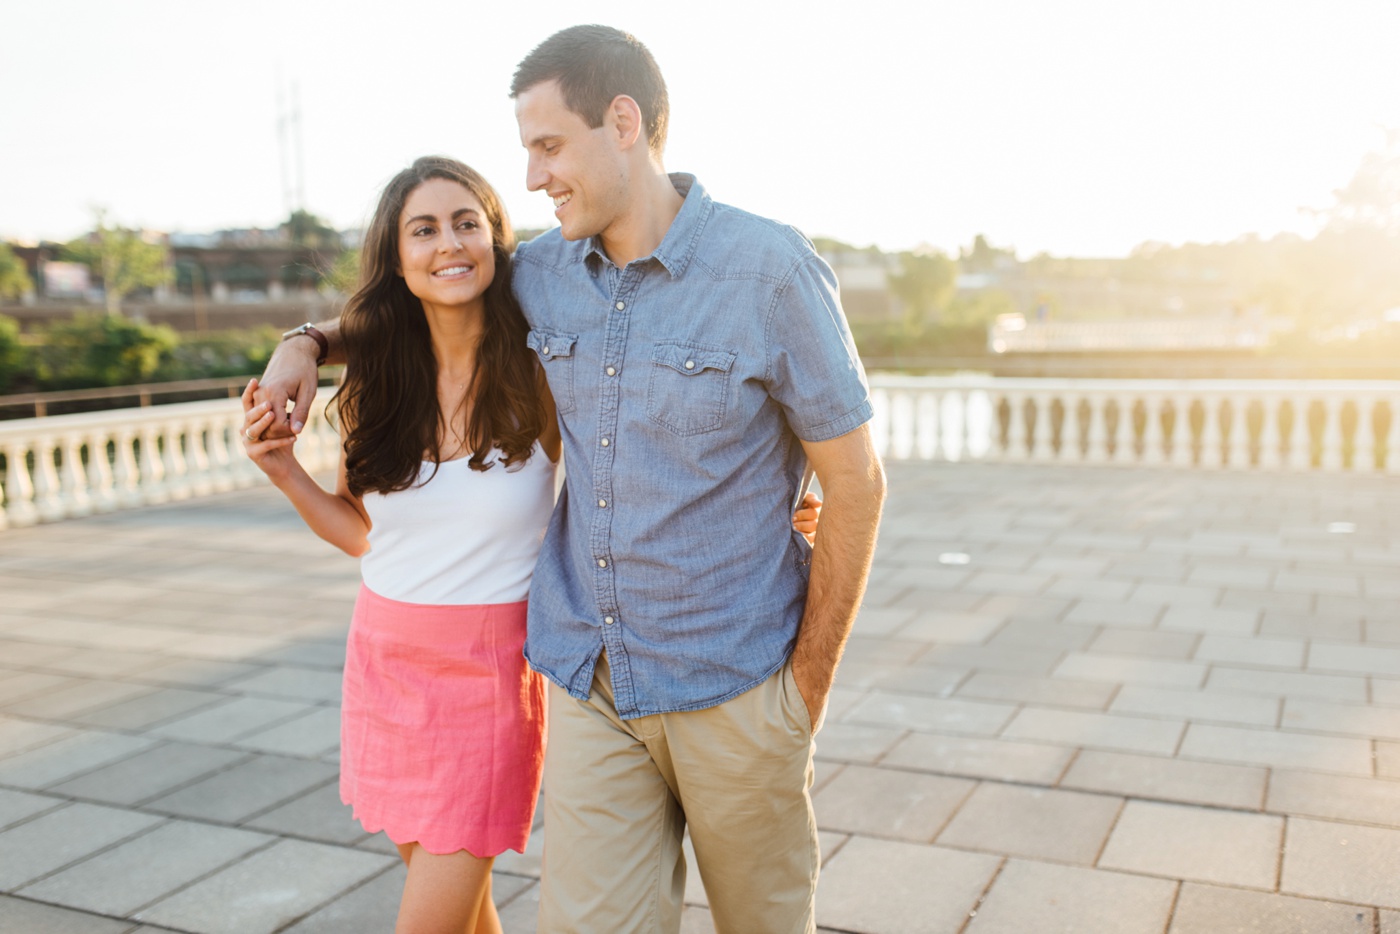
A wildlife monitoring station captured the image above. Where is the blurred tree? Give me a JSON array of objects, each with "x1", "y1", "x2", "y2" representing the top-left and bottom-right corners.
[
  {"x1": 35, "y1": 314, "x2": 178, "y2": 389},
  {"x1": 63, "y1": 210, "x2": 172, "y2": 315},
  {"x1": 1325, "y1": 128, "x2": 1400, "y2": 234},
  {"x1": 0, "y1": 243, "x2": 33, "y2": 300},
  {"x1": 888, "y1": 249, "x2": 957, "y2": 330},
  {"x1": 0, "y1": 315, "x2": 26, "y2": 392},
  {"x1": 282, "y1": 209, "x2": 341, "y2": 250},
  {"x1": 958, "y1": 234, "x2": 1017, "y2": 274}
]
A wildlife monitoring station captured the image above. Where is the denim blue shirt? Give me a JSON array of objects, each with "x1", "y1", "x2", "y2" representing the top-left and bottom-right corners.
[{"x1": 513, "y1": 175, "x2": 872, "y2": 719}]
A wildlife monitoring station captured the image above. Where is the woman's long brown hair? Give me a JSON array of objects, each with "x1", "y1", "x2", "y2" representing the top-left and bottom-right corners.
[{"x1": 334, "y1": 156, "x2": 544, "y2": 497}]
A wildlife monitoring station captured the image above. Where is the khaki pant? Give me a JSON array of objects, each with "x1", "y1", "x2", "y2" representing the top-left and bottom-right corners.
[{"x1": 538, "y1": 653, "x2": 818, "y2": 934}]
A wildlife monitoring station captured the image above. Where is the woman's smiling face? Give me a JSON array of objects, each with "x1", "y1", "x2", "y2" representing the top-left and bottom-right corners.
[{"x1": 397, "y1": 177, "x2": 496, "y2": 312}]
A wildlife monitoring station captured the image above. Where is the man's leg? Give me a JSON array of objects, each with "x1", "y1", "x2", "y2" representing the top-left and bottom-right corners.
[
  {"x1": 663, "y1": 659, "x2": 819, "y2": 934},
  {"x1": 538, "y1": 653, "x2": 686, "y2": 934}
]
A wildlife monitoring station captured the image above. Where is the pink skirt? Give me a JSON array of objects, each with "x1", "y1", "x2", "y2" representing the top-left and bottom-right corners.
[{"x1": 340, "y1": 583, "x2": 547, "y2": 856}]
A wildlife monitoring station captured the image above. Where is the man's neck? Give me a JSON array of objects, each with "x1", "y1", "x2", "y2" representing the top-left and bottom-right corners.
[{"x1": 598, "y1": 167, "x2": 685, "y2": 268}]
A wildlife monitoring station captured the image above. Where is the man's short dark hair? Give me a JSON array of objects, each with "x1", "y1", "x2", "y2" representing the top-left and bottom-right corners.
[{"x1": 511, "y1": 25, "x2": 670, "y2": 156}]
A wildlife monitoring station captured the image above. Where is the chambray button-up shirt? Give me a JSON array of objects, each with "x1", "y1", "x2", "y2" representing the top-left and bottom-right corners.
[{"x1": 513, "y1": 175, "x2": 872, "y2": 719}]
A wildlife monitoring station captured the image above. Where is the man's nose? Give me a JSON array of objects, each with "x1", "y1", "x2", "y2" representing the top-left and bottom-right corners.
[{"x1": 525, "y1": 154, "x2": 547, "y2": 192}]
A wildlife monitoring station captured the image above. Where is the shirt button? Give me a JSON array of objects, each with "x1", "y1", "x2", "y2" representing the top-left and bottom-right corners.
[
  {"x1": 598, "y1": 499, "x2": 607, "y2": 508},
  {"x1": 605, "y1": 366, "x2": 616, "y2": 376},
  {"x1": 616, "y1": 301, "x2": 625, "y2": 310},
  {"x1": 542, "y1": 346, "x2": 550, "y2": 355},
  {"x1": 598, "y1": 559, "x2": 608, "y2": 568},
  {"x1": 684, "y1": 360, "x2": 695, "y2": 370},
  {"x1": 600, "y1": 438, "x2": 610, "y2": 447},
  {"x1": 604, "y1": 616, "x2": 614, "y2": 624}
]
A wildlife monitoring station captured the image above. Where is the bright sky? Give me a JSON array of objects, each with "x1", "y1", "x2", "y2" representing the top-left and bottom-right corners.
[{"x1": 3, "y1": 0, "x2": 1397, "y2": 257}]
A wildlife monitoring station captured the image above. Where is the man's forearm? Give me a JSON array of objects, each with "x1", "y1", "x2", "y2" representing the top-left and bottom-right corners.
[{"x1": 296, "y1": 319, "x2": 345, "y2": 367}]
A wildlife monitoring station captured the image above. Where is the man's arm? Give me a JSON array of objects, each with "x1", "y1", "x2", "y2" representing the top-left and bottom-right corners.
[
  {"x1": 789, "y1": 423, "x2": 886, "y2": 732},
  {"x1": 255, "y1": 320, "x2": 345, "y2": 438}
]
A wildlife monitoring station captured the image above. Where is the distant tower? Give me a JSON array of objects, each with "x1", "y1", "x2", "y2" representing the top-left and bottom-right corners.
[{"x1": 276, "y1": 71, "x2": 306, "y2": 216}]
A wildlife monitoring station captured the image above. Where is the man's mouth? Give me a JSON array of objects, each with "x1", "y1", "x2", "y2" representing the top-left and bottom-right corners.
[{"x1": 553, "y1": 192, "x2": 573, "y2": 210}]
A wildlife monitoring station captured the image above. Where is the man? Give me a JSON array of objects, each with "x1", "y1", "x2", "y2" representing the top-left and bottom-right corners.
[{"x1": 258, "y1": 25, "x2": 884, "y2": 933}]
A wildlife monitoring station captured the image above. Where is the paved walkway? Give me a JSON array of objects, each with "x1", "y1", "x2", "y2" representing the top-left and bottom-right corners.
[{"x1": 0, "y1": 462, "x2": 1398, "y2": 933}]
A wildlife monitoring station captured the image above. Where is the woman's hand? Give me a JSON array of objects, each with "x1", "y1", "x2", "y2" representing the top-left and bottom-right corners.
[
  {"x1": 241, "y1": 378, "x2": 300, "y2": 482},
  {"x1": 792, "y1": 492, "x2": 823, "y2": 547}
]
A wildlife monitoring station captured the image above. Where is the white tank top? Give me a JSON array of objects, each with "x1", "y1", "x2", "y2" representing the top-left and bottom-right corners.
[{"x1": 360, "y1": 445, "x2": 558, "y2": 605}]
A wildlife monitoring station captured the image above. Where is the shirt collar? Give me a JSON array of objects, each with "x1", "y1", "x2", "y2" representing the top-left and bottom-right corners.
[{"x1": 583, "y1": 173, "x2": 710, "y2": 278}]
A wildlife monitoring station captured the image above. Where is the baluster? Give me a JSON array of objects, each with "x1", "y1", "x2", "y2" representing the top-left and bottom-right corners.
[
  {"x1": 870, "y1": 388, "x2": 891, "y2": 458},
  {"x1": 1061, "y1": 393, "x2": 1085, "y2": 462},
  {"x1": 112, "y1": 427, "x2": 143, "y2": 507},
  {"x1": 31, "y1": 436, "x2": 64, "y2": 521},
  {"x1": 3, "y1": 441, "x2": 39, "y2": 527},
  {"x1": 185, "y1": 418, "x2": 214, "y2": 495},
  {"x1": 1141, "y1": 395, "x2": 1166, "y2": 465},
  {"x1": 1320, "y1": 397, "x2": 1344, "y2": 471},
  {"x1": 1030, "y1": 392, "x2": 1056, "y2": 461},
  {"x1": 943, "y1": 389, "x2": 966, "y2": 461},
  {"x1": 138, "y1": 424, "x2": 168, "y2": 504},
  {"x1": 160, "y1": 419, "x2": 192, "y2": 500},
  {"x1": 915, "y1": 391, "x2": 940, "y2": 461},
  {"x1": 1354, "y1": 395, "x2": 1378, "y2": 474},
  {"x1": 1199, "y1": 396, "x2": 1224, "y2": 469},
  {"x1": 890, "y1": 391, "x2": 914, "y2": 460},
  {"x1": 1226, "y1": 396, "x2": 1251, "y2": 470},
  {"x1": 85, "y1": 430, "x2": 117, "y2": 512},
  {"x1": 1003, "y1": 392, "x2": 1027, "y2": 460},
  {"x1": 1283, "y1": 396, "x2": 1310, "y2": 469},
  {"x1": 1171, "y1": 395, "x2": 1195, "y2": 467},
  {"x1": 205, "y1": 414, "x2": 236, "y2": 492},
  {"x1": 1258, "y1": 397, "x2": 1282, "y2": 470},
  {"x1": 58, "y1": 434, "x2": 93, "y2": 517},
  {"x1": 1085, "y1": 395, "x2": 1109, "y2": 463},
  {"x1": 1387, "y1": 395, "x2": 1400, "y2": 475}
]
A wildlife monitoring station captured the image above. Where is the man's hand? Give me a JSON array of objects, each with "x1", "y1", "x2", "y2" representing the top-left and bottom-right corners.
[{"x1": 254, "y1": 336, "x2": 322, "y2": 439}]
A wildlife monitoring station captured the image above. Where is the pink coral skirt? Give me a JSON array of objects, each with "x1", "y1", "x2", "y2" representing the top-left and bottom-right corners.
[{"x1": 340, "y1": 583, "x2": 546, "y2": 856}]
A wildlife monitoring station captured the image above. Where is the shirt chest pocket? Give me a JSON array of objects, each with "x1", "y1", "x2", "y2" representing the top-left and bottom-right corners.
[
  {"x1": 527, "y1": 328, "x2": 578, "y2": 415},
  {"x1": 646, "y1": 341, "x2": 737, "y2": 437}
]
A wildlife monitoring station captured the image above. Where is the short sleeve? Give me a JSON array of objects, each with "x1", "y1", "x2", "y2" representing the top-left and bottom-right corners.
[{"x1": 765, "y1": 254, "x2": 874, "y2": 442}]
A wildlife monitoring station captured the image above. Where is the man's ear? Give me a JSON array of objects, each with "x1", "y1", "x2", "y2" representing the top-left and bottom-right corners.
[{"x1": 607, "y1": 94, "x2": 644, "y2": 151}]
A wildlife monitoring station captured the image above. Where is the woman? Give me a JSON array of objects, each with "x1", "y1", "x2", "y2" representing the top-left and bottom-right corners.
[{"x1": 240, "y1": 156, "x2": 821, "y2": 933}]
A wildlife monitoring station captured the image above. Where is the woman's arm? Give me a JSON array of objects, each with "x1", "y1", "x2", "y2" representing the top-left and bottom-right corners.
[{"x1": 241, "y1": 378, "x2": 371, "y2": 557}]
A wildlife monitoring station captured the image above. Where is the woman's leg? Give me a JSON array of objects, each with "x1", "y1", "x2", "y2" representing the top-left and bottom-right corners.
[{"x1": 394, "y1": 842, "x2": 496, "y2": 934}]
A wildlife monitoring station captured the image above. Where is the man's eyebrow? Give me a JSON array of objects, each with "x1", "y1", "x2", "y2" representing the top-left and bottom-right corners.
[
  {"x1": 526, "y1": 134, "x2": 562, "y2": 148},
  {"x1": 403, "y1": 208, "x2": 480, "y2": 228}
]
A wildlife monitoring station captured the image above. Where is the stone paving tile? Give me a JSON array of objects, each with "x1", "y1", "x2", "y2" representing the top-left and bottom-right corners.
[
  {"x1": 1168, "y1": 883, "x2": 1374, "y2": 934},
  {"x1": 921, "y1": 643, "x2": 1068, "y2": 675},
  {"x1": 280, "y1": 863, "x2": 408, "y2": 932},
  {"x1": 1378, "y1": 680, "x2": 1400, "y2": 707},
  {"x1": 69, "y1": 686, "x2": 227, "y2": 731},
  {"x1": 17, "y1": 820, "x2": 272, "y2": 916},
  {"x1": 1089, "y1": 627, "x2": 1200, "y2": 659},
  {"x1": 894, "y1": 611, "x2": 1005, "y2": 644},
  {"x1": 843, "y1": 690, "x2": 1017, "y2": 736},
  {"x1": 1281, "y1": 817, "x2": 1400, "y2": 910},
  {"x1": 975, "y1": 594, "x2": 1072, "y2": 623},
  {"x1": 1044, "y1": 577, "x2": 1135, "y2": 601},
  {"x1": 134, "y1": 838, "x2": 395, "y2": 934},
  {"x1": 1385, "y1": 910, "x2": 1400, "y2": 934},
  {"x1": 1159, "y1": 605, "x2": 1260, "y2": 635},
  {"x1": 1062, "y1": 599, "x2": 1164, "y2": 628},
  {"x1": 1221, "y1": 588, "x2": 1315, "y2": 614},
  {"x1": 1132, "y1": 582, "x2": 1221, "y2": 608},
  {"x1": 0, "y1": 672, "x2": 76, "y2": 707},
  {"x1": 810, "y1": 722, "x2": 906, "y2": 764},
  {"x1": 1099, "y1": 799, "x2": 1283, "y2": 889},
  {"x1": 983, "y1": 619, "x2": 1099, "y2": 652},
  {"x1": 1193, "y1": 633, "x2": 1307, "y2": 669},
  {"x1": 47, "y1": 741, "x2": 249, "y2": 806},
  {"x1": 816, "y1": 836, "x2": 1000, "y2": 934},
  {"x1": 143, "y1": 754, "x2": 339, "y2": 824},
  {"x1": 1282, "y1": 698, "x2": 1400, "y2": 740},
  {"x1": 1, "y1": 678, "x2": 155, "y2": 721},
  {"x1": 1206, "y1": 666, "x2": 1368, "y2": 703},
  {"x1": 0, "y1": 895, "x2": 135, "y2": 933},
  {"x1": 1060, "y1": 750, "x2": 1267, "y2": 810},
  {"x1": 956, "y1": 671, "x2": 1115, "y2": 710},
  {"x1": 35, "y1": 647, "x2": 169, "y2": 680},
  {"x1": 1186, "y1": 563, "x2": 1275, "y2": 589},
  {"x1": 148, "y1": 695, "x2": 316, "y2": 744},
  {"x1": 234, "y1": 706, "x2": 342, "y2": 758},
  {"x1": 1268, "y1": 770, "x2": 1400, "y2": 827},
  {"x1": 860, "y1": 663, "x2": 968, "y2": 697},
  {"x1": 1310, "y1": 642, "x2": 1400, "y2": 677},
  {"x1": 1179, "y1": 724, "x2": 1373, "y2": 774},
  {"x1": 0, "y1": 729, "x2": 156, "y2": 790},
  {"x1": 1109, "y1": 684, "x2": 1280, "y2": 727},
  {"x1": 0, "y1": 787, "x2": 65, "y2": 830},
  {"x1": 0, "y1": 716, "x2": 72, "y2": 759},
  {"x1": 937, "y1": 782, "x2": 1122, "y2": 864},
  {"x1": 244, "y1": 781, "x2": 367, "y2": 846},
  {"x1": 1260, "y1": 611, "x2": 1362, "y2": 641},
  {"x1": 1054, "y1": 652, "x2": 1207, "y2": 688},
  {"x1": 965, "y1": 859, "x2": 1177, "y2": 934},
  {"x1": 496, "y1": 880, "x2": 541, "y2": 933},
  {"x1": 1319, "y1": 594, "x2": 1400, "y2": 624},
  {"x1": 881, "y1": 733, "x2": 1075, "y2": 784},
  {"x1": 133, "y1": 657, "x2": 263, "y2": 690},
  {"x1": 812, "y1": 764, "x2": 975, "y2": 842},
  {"x1": 1002, "y1": 707, "x2": 1185, "y2": 756},
  {"x1": 1378, "y1": 742, "x2": 1400, "y2": 779},
  {"x1": 0, "y1": 801, "x2": 163, "y2": 890}
]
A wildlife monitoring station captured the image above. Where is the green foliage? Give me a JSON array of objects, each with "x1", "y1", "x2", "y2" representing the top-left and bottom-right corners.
[
  {"x1": 0, "y1": 244, "x2": 33, "y2": 300},
  {"x1": 282, "y1": 209, "x2": 342, "y2": 249},
  {"x1": 941, "y1": 288, "x2": 1019, "y2": 328},
  {"x1": 63, "y1": 210, "x2": 173, "y2": 315},
  {"x1": 888, "y1": 250, "x2": 957, "y2": 329},
  {"x1": 0, "y1": 315, "x2": 27, "y2": 392},
  {"x1": 33, "y1": 314, "x2": 179, "y2": 389},
  {"x1": 156, "y1": 326, "x2": 284, "y2": 380}
]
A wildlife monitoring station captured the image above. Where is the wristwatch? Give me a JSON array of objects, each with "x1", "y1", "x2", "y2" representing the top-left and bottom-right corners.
[{"x1": 282, "y1": 323, "x2": 329, "y2": 366}]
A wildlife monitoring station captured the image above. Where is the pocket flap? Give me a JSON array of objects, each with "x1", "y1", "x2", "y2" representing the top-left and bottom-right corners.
[
  {"x1": 527, "y1": 329, "x2": 578, "y2": 359},
  {"x1": 651, "y1": 342, "x2": 735, "y2": 376}
]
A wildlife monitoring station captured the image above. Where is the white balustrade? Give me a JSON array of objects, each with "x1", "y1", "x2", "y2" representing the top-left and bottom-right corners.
[{"x1": 1, "y1": 378, "x2": 1398, "y2": 531}]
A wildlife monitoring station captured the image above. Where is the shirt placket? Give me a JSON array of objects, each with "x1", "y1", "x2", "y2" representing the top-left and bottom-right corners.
[{"x1": 592, "y1": 262, "x2": 639, "y2": 714}]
